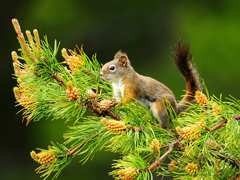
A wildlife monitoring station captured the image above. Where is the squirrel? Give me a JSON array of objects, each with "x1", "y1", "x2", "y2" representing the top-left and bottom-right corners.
[{"x1": 99, "y1": 40, "x2": 201, "y2": 128}]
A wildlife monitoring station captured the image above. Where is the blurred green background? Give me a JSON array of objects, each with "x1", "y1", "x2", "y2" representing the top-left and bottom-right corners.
[{"x1": 1, "y1": 0, "x2": 240, "y2": 179}]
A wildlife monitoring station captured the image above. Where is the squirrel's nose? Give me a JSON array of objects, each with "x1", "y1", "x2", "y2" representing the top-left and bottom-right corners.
[{"x1": 99, "y1": 71, "x2": 103, "y2": 76}]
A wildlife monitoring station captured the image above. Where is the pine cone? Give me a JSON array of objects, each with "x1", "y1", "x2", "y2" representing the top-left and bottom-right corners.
[
  {"x1": 212, "y1": 105, "x2": 222, "y2": 117},
  {"x1": 195, "y1": 91, "x2": 208, "y2": 106},
  {"x1": 30, "y1": 150, "x2": 57, "y2": 165},
  {"x1": 169, "y1": 160, "x2": 178, "y2": 172},
  {"x1": 101, "y1": 118, "x2": 126, "y2": 134},
  {"x1": 176, "y1": 126, "x2": 201, "y2": 140},
  {"x1": 87, "y1": 90, "x2": 97, "y2": 99},
  {"x1": 185, "y1": 162, "x2": 199, "y2": 175},
  {"x1": 99, "y1": 100, "x2": 113, "y2": 111},
  {"x1": 196, "y1": 121, "x2": 206, "y2": 129},
  {"x1": 118, "y1": 167, "x2": 138, "y2": 180},
  {"x1": 151, "y1": 139, "x2": 160, "y2": 152}
]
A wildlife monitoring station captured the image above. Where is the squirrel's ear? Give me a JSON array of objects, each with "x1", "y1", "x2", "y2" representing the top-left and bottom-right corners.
[
  {"x1": 114, "y1": 51, "x2": 122, "y2": 60},
  {"x1": 119, "y1": 54, "x2": 129, "y2": 67}
]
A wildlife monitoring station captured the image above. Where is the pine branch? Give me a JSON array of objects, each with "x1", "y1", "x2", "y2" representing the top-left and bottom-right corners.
[
  {"x1": 233, "y1": 114, "x2": 240, "y2": 120},
  {"x1": 11, "y1": 19, "x2": 240, "y2": 180},
  {"x1": 210, "y1": 117, "x2": 228, "y2": 132},
  {"x1": 139, "y1": 112, "x2": 240, "y2": 174},
  {"x1": 41, "y1": 56, "x2": 66, "y2": 87},
  {"x1": 65, "y1": 131, "x2": 99, "y2": 156},
  {"x1": 210, "y1": 113, "x2": 240, "y2": 132},
  {"x1": 228, "y1": 173, "x2": 240, "y2": 180},
  {"x1": 83, "y1": 101, "x2": 122, "y2": 120},
  {"x1": 214, "y1": 153, "x2": 240, "y2": 170},
  {"x1": 141, "y1": 138, "x2": 181, "y2": 172},
  {"x1": 126, "y1": 126, "x2": 143, "y2": 132}
]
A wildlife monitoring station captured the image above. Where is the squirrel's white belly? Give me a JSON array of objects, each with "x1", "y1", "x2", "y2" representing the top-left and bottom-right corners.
[{"x1": 112, "y1": 81, "x2": 124, "y2": 101}]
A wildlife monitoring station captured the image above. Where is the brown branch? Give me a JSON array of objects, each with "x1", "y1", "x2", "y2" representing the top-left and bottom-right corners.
[
  {"x1": 210, "y1": 113, "x2": 240, "y2": 132},
  {"x1": 150, "y1": 122, "x2": 161, "y2": 128},
  {"x1": 233, "y1": 114, "x2": 240, "y2": 120},
  {"x1": 228, "y1": 173, "x2": 240, "y2": 180},
  {"x1": 210, "y1": 117, "x2": 228, "y2": 132},
  {"x1": 41, "y1": 57, "x2": 66, "y2": 87},
  {"x1": 31, "y1": 56, "x2": 66, "y2": 87},
  {"x1": 141, "y1": 138, "x2": 181, "y2": 172},
  {"x1": 127, "y1": 126, "x2": 142, "y2": 132},
  {"x1": 214, "y1": 153, "x2": 240, "y2": 170},
  {"x1": 103, "y1": 110, "x2": 122, "y2": 120},
  {"x1": 160, "y1": 144, "x2": 169, "y2": 150},
  {"x1": 139, "y1": 113, "x2": 238, "y2": 174},
  {"x1": 64, "y1": 122, "x2": 141, "y2": 157},
  {"x1": 51, "y1": 74, "x2": 66, "y2": 87},
  {"x1": 65, "y1": 131, "x2": 99, "y2": 156},
  {"x1": 65, "y1": 140, "x2": 87, "y2": 156},
  {"x1": 207, "y1": 152, "x2": 240, "y2": 179},
  {"x1": 83, "y1": 70, "x2": 93, "y2": 77},
  {"x1": 84, "y1": 101, "x2": 122, "y2": 120}
]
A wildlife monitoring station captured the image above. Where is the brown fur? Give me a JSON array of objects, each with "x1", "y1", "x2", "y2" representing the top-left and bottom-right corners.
[
  {"x1": 122, "y1": 79, "x2": 137, "y2": 102},
  {"x1": 173, "y1": 40, "x2": 201, "y2": 113}
]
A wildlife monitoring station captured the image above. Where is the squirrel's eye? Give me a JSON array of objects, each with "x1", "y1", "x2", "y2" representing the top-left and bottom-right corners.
[{"x1": 109, "y1": 65, "x2": 116, "y2": 72}]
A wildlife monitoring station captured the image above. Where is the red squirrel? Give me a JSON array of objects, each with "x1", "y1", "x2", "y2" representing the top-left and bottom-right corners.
[{"x1": 99, "y1": 40, "x2": 201, "y2": 128}]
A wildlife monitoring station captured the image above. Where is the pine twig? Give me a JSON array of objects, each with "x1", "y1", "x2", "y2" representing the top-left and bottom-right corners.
[
  {"x1": 210, "y1": 113, "x2": 240, "y2": 132},
  {"x1": 102, "y1": 110, "x2": 123, "y2": 120},
  {"x1": 210, "y1": 117, "x2": 228, "y2": 132},
  {"x1": 160, "y1": 144, "x2": 169, "y2": 150},
  {"x1": 233, "y1": 114, "x2": 240, "y2": 120},
  {"x1": 139, "y1": 113, "x2": 239, "y2": 173},
  {"x1": 228, "y1": 173, "x2": 240, "y2": 180},
  {"x1": 127, "y1": 126, "x2": 142, "y2": 132},
  {"x1": 83, "y1": 70, "x2": 93, "y2": 77},
  {"x1": 141, "y1": 138, "x2": 181, "y2": 172},
  {"x1": 51, "y1": 74, "x2": 66, "y2": 87},
  {"x1": 65, "y1": 131, "x2": 99, "y2": 156},
  {"x1": 83, "y1": 101, "x2": 122, "y2": 120},
  {"x1": 42, "y1": 57, "x2": 66, "y2": 87},
  {"x1": 214, "y1": 153, "x2": 240, "y2": 170}
]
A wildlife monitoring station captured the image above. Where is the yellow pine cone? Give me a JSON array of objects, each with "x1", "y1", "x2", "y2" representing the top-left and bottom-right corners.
[
  {"x1": 196, "y1": 121, "x2": 206, "y2": 130},
  {"x1": 87, "y1": 89, "x2": 97, "y2": 99},
  {"x1": 195, "y1": 91, "x2": 208, "y2": 106},
  {"x1": 66, "y1": 82, "x2": 80, "y2": 101},
  {"x1": 18, "y1": 95, "x2": 36, "y2": 108},
  {"x1": 185, "y1": 162, "x2": 199, "y2": 175},
  {"x1": 61, "y1": 48, "x2": 84, "y2": 71},
  {"x1": 13, "y1": 87, "x2": 21, "y2": 101},
  {"x1": 11, "y1": 51, "x2": 18, "y2": 62},
  {"x1": 67, "y1": 55, "x2": 84, "y2": 71},
  {"x1": 168, "y1": 160, "x2": 178, "y2": 172},
  {"x1": 12, "y1": 51, "x2": 28, "y2": 76},
  {"x1": 118, "y1": 167, "x2": 138, "y2": 180},
  {"x1": 176, "y1": 126, "x2": 201, "y2": 140},
  {"x1": 17, "y1": 79, "x2": 24, "y2": 84},
  {"x1": 66, "y1": 81, "x2": 74, "y2": 91},
  {"x1": 151, "y1": 139, "x2": 160, "y2": 152},
  {"x1": 212, "y1": 105, "x2": 222, "y2": 117},
  {"x1": 12, "y1": 19, "x2": 21, "y2": 35},
  {"x1": 13, "y1": 87, "x2": 37, "y2": 109},
  {"x1": 61, "y1": 48, "x2": 69, "y2": 59},
  {"x1": 101, "y1": 118, "x2": 126, "y2": 134},
  {"x1": 33, "y1": 29, "x2": 41, "y2": 56},
  {"x1": 30, "y1": 150, "x2": 57, "y2": 165},
  {"x1": 99, "y1": 100, "x2": 113, "y2": 111}
]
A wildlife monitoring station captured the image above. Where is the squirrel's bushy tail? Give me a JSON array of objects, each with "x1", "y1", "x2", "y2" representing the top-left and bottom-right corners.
[{"x1": 173, "y1": 40, "x2": 202, "y2": 113}]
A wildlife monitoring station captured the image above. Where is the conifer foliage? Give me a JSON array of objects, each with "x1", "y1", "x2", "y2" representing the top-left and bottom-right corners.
[{"x1": 11, "y1": 19, "x2": 240, "y2": 180}]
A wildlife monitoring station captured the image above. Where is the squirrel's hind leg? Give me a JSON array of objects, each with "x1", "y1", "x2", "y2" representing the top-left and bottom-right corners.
[{"x1": 150, "y1": 101, "x2": 169, "y2": 129}]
